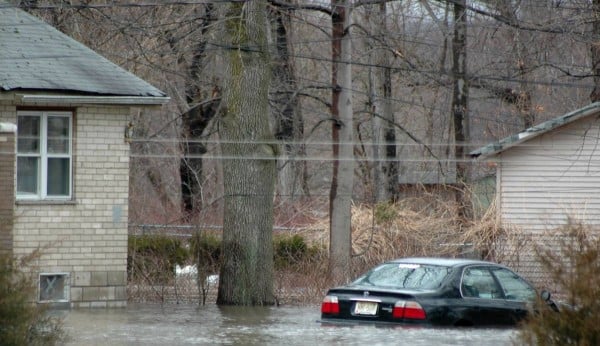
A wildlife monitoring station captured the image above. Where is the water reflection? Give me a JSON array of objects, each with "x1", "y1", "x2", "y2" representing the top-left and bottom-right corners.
[
  {"x1": 61, "y1": 304, "x2": 518, "y2": 345},
  {"x1": 215, "y1": 305, "x2": 276, "y2": 345}
]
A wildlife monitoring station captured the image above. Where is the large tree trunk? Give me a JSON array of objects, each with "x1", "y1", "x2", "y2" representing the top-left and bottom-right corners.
[
  {"x1": 591, "y1": 0, "x2": 600, "y2": 103},
  {"x1": 495, "y1": 2, "x2": 534, "y2": 128},
  {"x1": 271, "y1": 7, "x2": 308, "y2": 200},
  {"x1": 368, "y1": 3, "x2": 397, "y2": 203},
  {"x1": 329, "y1": 0, "x2": 354, "y2": 283},
  {"x1": 451, "y1": 0, "x2": 470, "y2": 218},
  {"x1": 179, "y1": 4, "x2": 219, "y2": 216},
  {"x1": 217, "y1": 0, "x2": 277, "y2": 306}
]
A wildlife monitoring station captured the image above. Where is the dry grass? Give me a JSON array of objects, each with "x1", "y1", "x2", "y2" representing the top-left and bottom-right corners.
[
  {"x1": 129, "y1": 195, "x2": 519, "y2": 306},
  {"x1": 297, "y1": 196, "x2": 508, "y2": 269},
  {"x1": 272, "y1": 195, "x2": 520, "y2": 305},
  {"x1": 518, "y1": 220, "x2": 600, "y2": 346}
]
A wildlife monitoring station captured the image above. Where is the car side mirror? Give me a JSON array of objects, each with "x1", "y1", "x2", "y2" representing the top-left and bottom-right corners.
[
  {"x1": 540, "y1": 290, "x2": 560, "y2": 312},
  {"x1": 540, "y1": 290, "x2": 551, "y2": 302}
]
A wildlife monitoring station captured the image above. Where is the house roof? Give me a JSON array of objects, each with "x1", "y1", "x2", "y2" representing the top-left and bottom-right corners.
[
  {"x1": 0, "y1": 2, "x2": 167, "y2": 99},
  {"x1": 470, "y1": 102, "x2": 600, "y2": 159}
]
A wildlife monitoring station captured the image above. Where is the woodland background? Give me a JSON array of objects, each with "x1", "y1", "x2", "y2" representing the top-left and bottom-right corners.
[
  {"x1": 21, "y1": 0, "x2": 598, "y2": 221},
  {"x1": 14, "y1": 0, "x2": 600, "y2": 295}
]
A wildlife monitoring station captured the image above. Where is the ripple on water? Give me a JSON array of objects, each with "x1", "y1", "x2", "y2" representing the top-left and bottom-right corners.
[{"x1": 62, "y1": 304, "x2": 518, "y2": 345}]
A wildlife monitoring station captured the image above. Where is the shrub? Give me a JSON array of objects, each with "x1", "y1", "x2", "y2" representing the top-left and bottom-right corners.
[
  {"x1": 189, "y1": 232, "x2": 223, "y2": 303},
  {"x1": 187, "y1": 232, "x2": 320, "y2": 270},
  {"x1": 374, "y1": 202, "x2": 397, "y2": 224},
  {"x1": 189, "y1": 232, "x2": 221, "y2": 268},
  {"x1": 518, "y1": 220, "x2": 600, "y2": 346},
  {"x1": 0, "y1": 252, "x2": 66, "y2": 345},
  {"x1": 128, "y1": 234, "x2": 189, "y2": 283},
  {"x1": 189, "y1": 231, "x2": 222, "y2": 282},
  {"x1": 274, "y1": 234, "x2": 321, "y2": 270}
]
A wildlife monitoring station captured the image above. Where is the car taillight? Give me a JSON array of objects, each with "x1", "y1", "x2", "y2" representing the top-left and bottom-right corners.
[
  {"x1": 392, "y1": 300, "x2": 426, "y2": 320},
  {"x1": 321, "y1": 295, "x2": 340, "y2": 315}
]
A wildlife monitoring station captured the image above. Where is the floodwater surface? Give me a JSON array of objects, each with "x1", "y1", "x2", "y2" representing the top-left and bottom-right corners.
[{"x1": 61, "y1": 304, "x2": 518, "y2": 345}]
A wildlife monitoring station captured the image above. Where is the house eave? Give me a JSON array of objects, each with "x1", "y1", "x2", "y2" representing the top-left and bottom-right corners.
[
  {"x1": 16, "y1": 94, "x2": 170, "y2": 106},
  {"x1": 470, "y1": 102, "x2": 600, "y2": 160}
]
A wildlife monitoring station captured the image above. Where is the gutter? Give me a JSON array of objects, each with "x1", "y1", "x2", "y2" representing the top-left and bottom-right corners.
[
  {"x1": 470, "y1": 102, "x2": 600, "y2": 160},
  {"x1": 16, "y1": 94, "x2": 170, "y2": 106}
]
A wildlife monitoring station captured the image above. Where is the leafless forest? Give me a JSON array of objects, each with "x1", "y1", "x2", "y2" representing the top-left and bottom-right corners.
[{"x1": 18, "y1": 0, "x2": 600, "y2": 301}]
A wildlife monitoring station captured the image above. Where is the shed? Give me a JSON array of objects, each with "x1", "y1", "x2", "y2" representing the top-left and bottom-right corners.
[
  {"x1": 0, "y1": 2, "x2": 169, "y2": 307},
  {"x1": 470, "y1": 102, "x2": 600, "y2": 286}
]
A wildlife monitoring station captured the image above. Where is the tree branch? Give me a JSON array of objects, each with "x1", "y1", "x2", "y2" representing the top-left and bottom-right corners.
[{"x1": 268, "y1": 0, "x2": 332, "y2": 16}]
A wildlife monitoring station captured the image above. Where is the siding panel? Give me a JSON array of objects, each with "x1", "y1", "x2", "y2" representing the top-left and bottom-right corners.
[{"x1": 499, "y1": 115, "x2": 600, "y2": 230}]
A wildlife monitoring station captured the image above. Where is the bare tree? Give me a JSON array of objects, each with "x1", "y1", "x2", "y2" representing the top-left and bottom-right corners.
[
  {"x1": 489, "y1": 1, "x2": 535, "y2": 129},
  {"x1": 592, "y1": 0, "x2": 600, "y2": 103},
  {"x1": 366, "y1": 3, "x2": 397, "y2": 202},
  {"x1": 451, "y1": 0, "x2": 469, "y2": 217},
  {"x1": 270, "y1": 5, "x2": 309, "y2": 200},
  {"x1": 216, "y1": 0, "x2": 278, "y2": 305},
  {"x1": 178, "y1": 3, "x2": 221, "y2": 217},
  {"x1": 23, "y1": 0, "x2": 600, "y2": 301},
  {"x1": 329, "y1": 0, "x2": 354, "y2": 283}
]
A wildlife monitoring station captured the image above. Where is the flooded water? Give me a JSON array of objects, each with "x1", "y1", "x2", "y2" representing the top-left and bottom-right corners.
[{"x1": 61, "y1": 304, "x2": 519, "y2": 345}]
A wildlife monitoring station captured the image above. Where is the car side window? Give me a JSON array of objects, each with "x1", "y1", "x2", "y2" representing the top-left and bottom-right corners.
[
  {"x1": 461, "y1": 267, "x2": 502, "y2": 299},
  {"x1": 491, "y1": 268, "x2": 537, "y2": 301}
]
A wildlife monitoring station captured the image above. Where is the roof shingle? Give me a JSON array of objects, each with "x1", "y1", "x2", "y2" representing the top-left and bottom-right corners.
[
  {"x1": 470, "y1": 102, "x2": 600, "y2": 159},
  {"x1": 0, "y1": 3, "x2": 166, "y2": 98}
]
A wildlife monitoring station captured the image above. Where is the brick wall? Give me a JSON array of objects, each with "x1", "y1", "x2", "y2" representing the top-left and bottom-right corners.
[
  {"x1": 0, "y1": 123, "x2": 15, "y2": 256},
  {"x1": 0, "y1": 101, "x2": 131, "y2": 307}
]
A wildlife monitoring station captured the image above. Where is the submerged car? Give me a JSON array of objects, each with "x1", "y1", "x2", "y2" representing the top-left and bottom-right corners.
[{"x1": 321, "y1": 257, "x2": 556, "y2": 327}]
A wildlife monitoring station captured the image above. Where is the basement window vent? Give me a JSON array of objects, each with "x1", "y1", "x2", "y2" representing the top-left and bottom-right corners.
[{"x1": 39, "y1": 273, "x2": 70, "y2": 303}]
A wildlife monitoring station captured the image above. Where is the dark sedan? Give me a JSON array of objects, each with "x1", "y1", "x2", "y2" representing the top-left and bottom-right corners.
[{"x1": 320, "y1": 257, "x2": 554, "y2": 327}]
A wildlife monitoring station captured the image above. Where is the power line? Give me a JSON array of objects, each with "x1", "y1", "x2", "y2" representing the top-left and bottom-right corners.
[
  {"x1": 2, "y1": 1, "x2": 596, "y2": 135},
  {"x1": 4, "y1": 3, "x2": 596, "y2": 92},
  {"x1": 0, "y1": 1, "x2": 243, "y2": 10}
]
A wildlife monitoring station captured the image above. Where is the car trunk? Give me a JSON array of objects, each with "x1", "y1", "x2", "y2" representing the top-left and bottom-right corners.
[{"x1": 324, "y1": 287, "x2": 429, "y2": 323}]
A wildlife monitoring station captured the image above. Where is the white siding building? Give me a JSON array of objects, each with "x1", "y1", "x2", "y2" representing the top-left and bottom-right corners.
[{"x1": 471, "y1": 102, "x2": 600, "y2": 286}]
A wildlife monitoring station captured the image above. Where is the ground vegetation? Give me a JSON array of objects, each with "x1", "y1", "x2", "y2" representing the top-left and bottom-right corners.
[
  {"x1": 0, "y1": 251, "x2": 66, "y2": 345},
  {"x1": 518, "y1": 220, "x2": 600, "y2": 346},
  {"x1": 17, "y1": 0, "x2": 600, "y2": 305}
]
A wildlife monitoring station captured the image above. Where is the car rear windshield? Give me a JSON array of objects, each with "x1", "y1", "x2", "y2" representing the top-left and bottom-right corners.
[{"x1": 352, "y1": 263, "x2": 451, "y2": 290}]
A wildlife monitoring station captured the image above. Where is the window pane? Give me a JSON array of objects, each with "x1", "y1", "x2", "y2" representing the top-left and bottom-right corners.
[
  {"x1": 47, "y1": 116, "x2": 70, "y2": 154},
  {"x1": 39, "y1": 274, "x2": 69, "y2": 302},
  {"x1": 17, "y1": 157, "x2": 39, "y2": 195},
  {"x1": 352, "y1": 263, "x2": 450, "y2": 289},
  {"x1": 47, "y1": 158, "x2": 70, "y2": 196},
  {"x1": 17, "y1": 116, "x2": 40, "y2": 153},
  {"x1": 492, "y1": 268, "x2": 537, "y2": 301},
  {"x1": 461, "y1": 267, "x2": 502, "y2": 299}
]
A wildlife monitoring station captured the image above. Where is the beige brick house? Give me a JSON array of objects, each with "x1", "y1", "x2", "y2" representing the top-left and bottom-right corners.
[{"x1": 0, "y1": 5, "x2": 168, "y2": 307}]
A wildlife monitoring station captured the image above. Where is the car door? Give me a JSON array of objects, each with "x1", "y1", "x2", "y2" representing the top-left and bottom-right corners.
[
  {"x1": 489, "y1": 267, "x2": 536, "y2": 323},
  {"x1": 459, "y1": 266, "x2": 521, "y2": 326}
]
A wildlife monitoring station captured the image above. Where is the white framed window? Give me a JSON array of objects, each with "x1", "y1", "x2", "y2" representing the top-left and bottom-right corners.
[
  {"x1": 17, "y1": 111, "x2": 73, "y2": 200},
  {"x1": 39, "y1": 273, "x2": 70, "y2": 303}
]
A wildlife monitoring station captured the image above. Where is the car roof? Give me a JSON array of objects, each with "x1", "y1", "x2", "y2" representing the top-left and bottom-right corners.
[{"x1": 389, "y1": 257, "x2": 499, "y2": 268}]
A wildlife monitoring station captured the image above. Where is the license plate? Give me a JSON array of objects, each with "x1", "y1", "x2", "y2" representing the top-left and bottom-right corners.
[{"x1": 354, "y1": 301, "x2": 378, "y2": 315}]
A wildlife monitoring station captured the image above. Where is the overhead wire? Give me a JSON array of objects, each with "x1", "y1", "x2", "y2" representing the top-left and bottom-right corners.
[
  {"x1": 3, "y1": 2, "x2": 600, "y2": 199},
  {"x1": 3, "y1": 2, "x2": 596, "y2": 91},
  {"x1": 2, "y1": 1, "x2": 598, "y2": 148}
]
